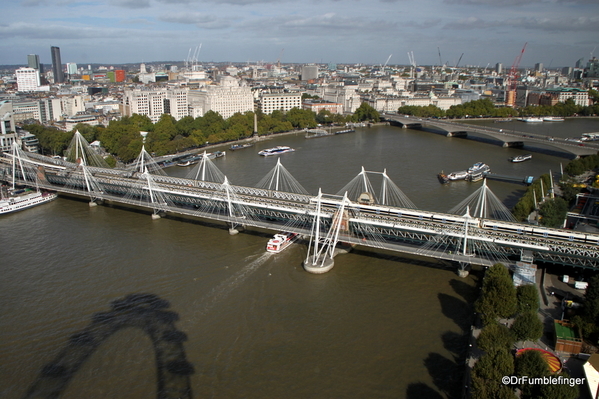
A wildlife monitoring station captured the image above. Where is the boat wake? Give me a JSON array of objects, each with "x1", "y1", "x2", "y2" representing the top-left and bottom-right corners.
[{"x1": 196, "y1": 252, "x2": 272, "y2": 316}]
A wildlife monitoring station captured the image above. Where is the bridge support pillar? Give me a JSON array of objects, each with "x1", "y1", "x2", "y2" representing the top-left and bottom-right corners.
[
  {"x1": 151, "y1": 213, "x2": 162, "y2": 220},
  {"x1": 228, "y1": 224, "x2": 244, "y2": 235},
  {"x1": 89, "y1": 201, "x2": 98, "y2": 207},
  {"x1": 457, "y1": 262, "x2": 470, "y2": 278},
  {"x1": 303, "y1": 255, "x2": 335, "y2": 274}
]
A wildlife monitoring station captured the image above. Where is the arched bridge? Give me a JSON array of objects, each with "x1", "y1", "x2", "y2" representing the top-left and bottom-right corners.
[{"x1": 383, "y1": 114, "x2": 599, "y2": 158}]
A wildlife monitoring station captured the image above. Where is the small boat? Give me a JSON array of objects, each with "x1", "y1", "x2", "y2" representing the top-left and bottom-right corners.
[
  {"x1": 581, "y1": 133, "x2": 599, "y2": 142},
  {"x1": 509, "y1": 154, "x2": 532, "y2": 163},
  {"x1": 437, "y1": 172, "x2": 449, "y2": 184},
  {"x1": 468, "y1": 162, "x2": 490, "y2": 174},
  {"x1": 521, "y1": 117, "x2": 543, "y2": 123},
  {"x1": 0, "y1": 189, "x2": 57, "y2": 215},
  {"x1": 214, "y1": 151, "x2": 226, "y2": 158},
  {"x1": 258, "y1": 146, "x2": 295, "y2": 156},
  {"x1": 335, "y1": 128, "x2": 355, "y2": 135},
  {"x1": 448, "y1": 171, "x2": 469, "y2": 181},
  {"x1": 230, "y1": 143, "x2": 253, "y2": 151},
  {"x1": 469, "y1": 172, "x2": 484, "y2": 182},
  {"x1": 266, "y1": 232, "x2": 299, "y2": 253},
  {"x1": 543, "y1": 117, "x2": 564, "y2": 122}
]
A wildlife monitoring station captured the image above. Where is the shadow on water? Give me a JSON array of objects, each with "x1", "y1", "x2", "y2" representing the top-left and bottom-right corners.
[
  {"x1": 406, "y1": 382, "x2": 444, "y2": 399},
  {"x1": 412, "y1": 278, "x2": 479, "y2": 399},
  {"x1": 22, "y1": 294, "x2": 193, "y2": 399}
]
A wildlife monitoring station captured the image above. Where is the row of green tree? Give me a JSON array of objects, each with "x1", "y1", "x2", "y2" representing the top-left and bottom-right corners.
[
  {"x1": 25, "y1": 103, "x2": 381, "y2": 164},
  {"x1": 510, "y1": 174, "x2": 570, "y2": 228},
  {"x1": 397, "y1": 95, "x2": 599, "y2": 119},
  {"x1": 471, "y1": 264, "x2": 578, "y2": 399}
]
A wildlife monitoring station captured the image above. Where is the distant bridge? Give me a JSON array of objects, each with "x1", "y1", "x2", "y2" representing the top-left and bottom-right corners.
[
  {"x1": 2, "y1": 134, "x2": 599, "y2": 274},
  {"x1": 382, "y1": 114, "x2": 599, "y2": 158}
]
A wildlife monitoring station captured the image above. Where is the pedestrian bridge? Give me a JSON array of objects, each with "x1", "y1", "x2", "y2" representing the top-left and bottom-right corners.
[
  {"x1": 382, "y1": 114, "x2": 599, "y2": 158},
  {"x1": 2, "y1": 133, "x2": 598, "y2": 274}
]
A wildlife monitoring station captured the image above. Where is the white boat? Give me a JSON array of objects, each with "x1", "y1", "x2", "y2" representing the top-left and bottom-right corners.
[
  {"x1": 509, "y1": 154, "x2": 532, "y2": 163},
  {"x1": 521, "y1": 117, "x2": 543, "y2": 123},
  {"x1": 543, "y1": 117, "x2": 564, "y2": 122},
  {"x1": 0, "y1": 189, "x2": 57, "y2": 215},
  {"x1": 266, "y1": 232, "x2": 299, "y2": 253},
  {"x1": 468, "y1": 162, "x2": 490, "y2": 174},
  {"x1": 581, "y1": 133, "x2": 599, "y2": 142},
  {"x1": 447, "y1": 171, "x2": 469, "y2": 181},
  {"x1": 258, "y1": 146, "x2": 295, "y2": 156}
]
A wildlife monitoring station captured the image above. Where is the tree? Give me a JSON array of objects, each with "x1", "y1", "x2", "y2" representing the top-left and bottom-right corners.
[
  {"x1": 475, "y1": 264, "x2": 517, "y2": 324},
  {"x1": 538, "y1": 197, "x2": 568, "y2": 228},
  {"x1": 353, "y1": 102, "x2": 380, "y2": 122},
  {"x1": 511, "y1": 312, "x2": 543, "y2": 341},
  {"x1": 477, "y1": 322, "x2": 515, "y2": 353},
  {"x1": 538, "y1": 372, "x2": 579, "y2": 399},
  {"x1": 517, "y1": 284, "x2": 540, "y2": 313},
  {"x1": 515, "y1": 349, "x2": 550, "y2": 399}
]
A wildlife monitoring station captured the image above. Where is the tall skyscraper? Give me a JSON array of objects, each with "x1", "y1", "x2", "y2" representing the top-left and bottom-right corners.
[
  {"x1": 27, "y1": 54, "x2": 43, "y2": 73},
  {"x1": 51, "y1": 46, "x2": 64, "y2": 84}
]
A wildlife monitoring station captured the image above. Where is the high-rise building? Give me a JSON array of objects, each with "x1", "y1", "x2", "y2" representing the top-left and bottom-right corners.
[
  {"x1": 495, "y1": 63, "x2": 502, "y2": 74},
  {"x1": 534, "y1": 63, "x2": 543, "y2": 72},
  {"x1": 51, "y1": 46, "x2": 65, "y2": 83},
  {"x1": 66, "y1": 63, "x2": 78, "y2": 75},
  {"x1": 188, "y1": 76, "x2": 253, "y2": 119},
  {"x1": 27, "y1": 54, "x2": 43, "y2": 73}
]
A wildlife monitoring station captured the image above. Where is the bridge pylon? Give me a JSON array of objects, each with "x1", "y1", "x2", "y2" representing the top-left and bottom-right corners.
[{"x1": 304, "y1": 190, "x2": 352, "y2": 274}]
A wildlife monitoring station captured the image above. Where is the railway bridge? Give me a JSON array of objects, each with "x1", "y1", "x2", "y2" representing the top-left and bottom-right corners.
[{"x1": 2, "y1": 134, "x2": 598, "y2": 275}]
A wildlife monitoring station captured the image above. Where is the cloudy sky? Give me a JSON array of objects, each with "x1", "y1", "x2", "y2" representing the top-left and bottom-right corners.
[{"x1": 1, "y1": 0, "x2": 597, "y2": 68}]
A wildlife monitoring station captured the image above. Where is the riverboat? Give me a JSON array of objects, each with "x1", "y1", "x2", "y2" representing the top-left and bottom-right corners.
[
  {"x1": 582, "y1": 133, "x2": 599, "y2": 142},
  {"x1": 335, "y1": 128, "x2": 355, "y2": 135},
  {"x1": 266, "y1": 232, "x2": 299, "y2": 253},
  {"x1": 258, "y1": 146, "x2": 295, "y2": 156},
  {"x1": 468, "y1": 162, "x2": 490, "y2": 174},
  {"x1": 0, "y1": 188, "x2": 57, "y2": 215},
  {"x1": 509, "y1": 154, "x2": 532, "y2": 163},
  {"x1": 437, "y1": 172, "x2": 449, "y2": 184},
  {"x1": 230, "y1": 143, "x2": 253, "y2": 151},
  {"x1": 520, "y1": 117, "x2": 543, "y2": 123},
  {"x1": 543, "y1": 117, "x2": 564, "y2": 122},
  {"x1": 448, "y1": 171, "x2": 469, "y2": 181},
  {"x1": 214, "y1": 151, "x2": 225, "y2": 158}
]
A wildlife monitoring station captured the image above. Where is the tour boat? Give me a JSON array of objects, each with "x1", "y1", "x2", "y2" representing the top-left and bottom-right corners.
[
  {"x1": 258, "y1": 146, "x2": 295, "y2": 156},
  {"x1": 230, "y1": 143, "x2": 253, "y2": 151},
  {"x1": 521, "y1": 117, "x2": 543, "y2": 123},
  {"x1": 543, "y1": 117, "x2": 564, "y2": 122},
  {"x1": 0, "y1": 188, "x2": 57, "y2": 215},
  {"x1": 448, "y1": 171, "x2": 469, "y2": 181},
  {"x1": 468, "y1": 162, "x2": 490, "y2": 174},
  {"x1": 266, "y1": 232, "x2": 299, "y2": 253},
  {"x1": 509, "y1": 154, "x2": 532, "y2": 163}
]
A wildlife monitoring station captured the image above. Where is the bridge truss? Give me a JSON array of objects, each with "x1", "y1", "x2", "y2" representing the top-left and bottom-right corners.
[{"x1": 2, "y1": 146, "x2": 599, "y2": 272}]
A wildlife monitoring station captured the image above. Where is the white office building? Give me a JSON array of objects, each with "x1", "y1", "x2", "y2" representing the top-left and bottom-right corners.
[
  {"x1": 260, "y1": 93, "x2": 302, "y2": 114},
  {"x1": 15, "y1": 67, "x2": 41, "y2": 92},
  {"x1": 188, "y1": 76, "x2": 253, "y2": 119},
  {"x1": 123, "y1": 87, "x2": 189, "y2": 123}
]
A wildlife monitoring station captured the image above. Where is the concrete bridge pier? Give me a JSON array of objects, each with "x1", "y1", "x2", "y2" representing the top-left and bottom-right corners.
[
  {"x1": 457, "y1": 262, "x2": 470, "y2": 278},
  {"x1": 303, "y1": 254, "x2": 335, "y2": 274},
  {"x1": 228, "y1": 224, "x2": 245, "y2": 235}
]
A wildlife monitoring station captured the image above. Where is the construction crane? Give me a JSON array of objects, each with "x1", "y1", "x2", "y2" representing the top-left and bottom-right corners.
[
  {"x1": 408, "y1": 51, "x2": 417, "y2": 78},
  {"x1": 383, "y1": 54, "x2": 392, "y2": 69},
  {"x1": 455, "y1": 53, "x2": 464, "y2": 68},
  {"x1": 505, "y1": 42, "x2": 527, "y2": 107}
]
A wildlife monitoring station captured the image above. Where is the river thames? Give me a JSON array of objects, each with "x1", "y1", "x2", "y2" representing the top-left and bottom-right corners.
[{"x1": 0, "y1": 118, "x2": 597, "y2": 398}]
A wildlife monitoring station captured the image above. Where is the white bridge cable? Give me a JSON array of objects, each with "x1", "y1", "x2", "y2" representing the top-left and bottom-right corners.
[
  {"x1": 63, "y1": 131, "x2": 110, "y2": 169},
  {"x1": 255, "y1": 159, "x2": 310, "y2": 195},
  {"x1": 61, "y1": 162, "x2": 105, "y2": 201},
  {"x1": 120, "y1": 168, "x2": 173, "y2": 213},
  {"x1": 185, "y1": 151, "x2": 226, "y2": 183},
  {"x1": 127, "y1": 146, "x2": 167, "y2": 176},
  {"x1": 7, "y1": 143, "x2": 41, "y2": 188},
  {"x1": 190, "y1": 177, "x2": 260, "y2": 228},
  {"x1": 336, "y1": 167, "x2": 417, "y2": 209},
  {"x1": 448, "y1": 179, "x2": 517, "y2": 222}
]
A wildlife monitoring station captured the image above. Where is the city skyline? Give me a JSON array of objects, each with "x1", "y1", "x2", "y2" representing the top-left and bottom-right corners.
[{"x1": 0, "y1": 0, "x2": 597, "y2": 69}]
